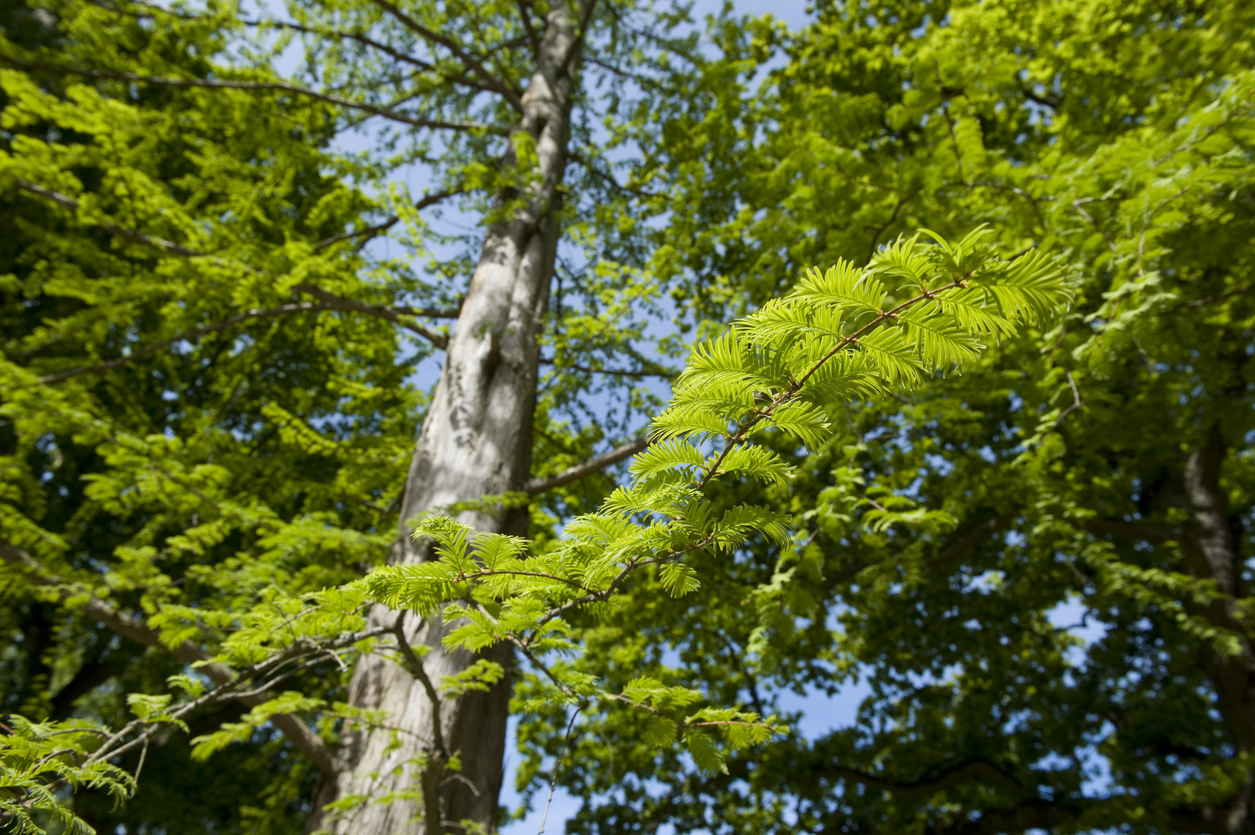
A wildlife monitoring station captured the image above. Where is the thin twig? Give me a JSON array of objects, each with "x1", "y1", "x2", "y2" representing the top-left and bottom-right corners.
[{"x1": 538, "y1": 703, "x2": 584, "y2": 835}]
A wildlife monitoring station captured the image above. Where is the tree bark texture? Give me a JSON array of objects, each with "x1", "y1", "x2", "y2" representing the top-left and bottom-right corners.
[{"x1": 312, "y1": 4, "x2": 590, "y2": 833}]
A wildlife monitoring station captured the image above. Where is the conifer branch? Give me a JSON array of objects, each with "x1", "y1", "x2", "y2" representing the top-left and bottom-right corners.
[
  {"x1": 364, "y1": 0, "x2": 526, "y2": 113},
  {"x1": 697, "y1": 275, "x2": 969, "y2": 491},
  {"x1": 0, "y1": 56, "x2": 498, "y2": 132},
  {"x1": 523, "y1": 437, "x2": 652, "y2": 495}
]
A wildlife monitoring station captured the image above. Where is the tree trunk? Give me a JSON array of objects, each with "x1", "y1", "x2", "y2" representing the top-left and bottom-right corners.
[
  {"x1": 311, "y1": 4, "x2": 589, "y2": 832},
  {"x1": 1181, "y1": 427, "x2": 1255, "y2": 834}
]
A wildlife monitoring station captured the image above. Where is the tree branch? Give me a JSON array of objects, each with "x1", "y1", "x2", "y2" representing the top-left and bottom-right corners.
[
  {"x1": 515, "y1": 0, "x2": 543, "y2": 54},
  {"x1": 824, "y1": 509, "x2": 1018, "y2": 591},
  {"x1": 1082, "y1": 518, "x2": 1181, "y2": 543},
  {"x1": 0, "y1": 538, "x2": 338, "y2": 774},
  {"x1": 12, "y1": 181, "x2": 452, "y2": 352},
  {"x1": 311, "y1": 185, "x2": 464, "y2": 252},
  {"x1": 364, "y1": 0, "x2": 526, "y2": 113},
  {"x1": 37, "y1": 303, "x2": 333, "y2": 383},
  {"x1": 819, "y1": 756, "x2": 1023, "y2": 802},
  {"x1": 558, "y1": 0, "x2": 598, "y2": 77},
  {"x1": 523, "y1": 437, "x2": 651, "y2": 495},
  {"x1": 13, "y1": 180, "x2": 201, "y2": 257},
  {"x1": 0, "y1": 56, "x2": 497, "y2": 133},
  {"x1": 540, "y1": 357, "x2": 677, "y2": 379},
  {"x1": 293, "y1": 284, "x2": 448, "y2": 348}
]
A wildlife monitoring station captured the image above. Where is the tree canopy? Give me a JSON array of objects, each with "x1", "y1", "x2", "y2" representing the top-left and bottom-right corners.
[{"x1": 2, "y1": 0, "x2": 1253, "y2": 834}]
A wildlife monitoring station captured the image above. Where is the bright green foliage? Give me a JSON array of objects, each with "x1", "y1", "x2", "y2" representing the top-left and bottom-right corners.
[
  {"x1": 0, "y1": 0, "x2": 705, "y2": 831},
  {"x1": 1, "y1": 716, "x2": 132, "y2": 835},
  {"x1": 365, "y1": 230, "x2": 1069, "y2": 775},
  {"x1": 513, "y1": 0, "x2": 1255, "y2": 833}
]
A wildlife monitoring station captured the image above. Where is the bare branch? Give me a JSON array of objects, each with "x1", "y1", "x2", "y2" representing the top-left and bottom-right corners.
[
  {"x1": 389, "y1": 613, "x2": 446, "y2": 755},
  {"x1": 559, "y1": 0, "x2": 598, "y2": 77},
  {"x1": 365, "y1": 0, "x2": 526, "y2": 113},
  {"x1": 0, "y1": 539, "x2": 338, "y2": 774},
  {"x1": 523, "y1": 436, "x2": 650, "y2": 495},
  {"x1": 0, "y1": 56, "x2": 497, "y2": 133}
]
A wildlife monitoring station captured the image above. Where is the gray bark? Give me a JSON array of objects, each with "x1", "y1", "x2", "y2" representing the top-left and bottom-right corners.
[{"x1": 311, "y1": 4, "x2": 590, "y2": 833}]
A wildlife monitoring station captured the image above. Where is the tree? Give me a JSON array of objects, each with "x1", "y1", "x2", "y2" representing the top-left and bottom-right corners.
[
  {"x1": 0, "y1": 4, "x2": 1078, "y2": 834},
  {"x1": 512, "y1": 0, "x2": 1255, "y2": 833},
  {"x1": 0, "y1": 0, "x2": 693, "y2": 832}
]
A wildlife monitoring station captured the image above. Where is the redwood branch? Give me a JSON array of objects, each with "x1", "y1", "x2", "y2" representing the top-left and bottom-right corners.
[
  {"x1": 0, "y1": 56, "x2": 496, "y2": 132},
  {"x1": 523, "y1": 437, "x2": 650, "y2": 495},
  {"x1": 0, "y1": 539, "x2": 338, "y2": 774}
]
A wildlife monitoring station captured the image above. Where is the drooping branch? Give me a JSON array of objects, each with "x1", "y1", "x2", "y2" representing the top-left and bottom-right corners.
[
  {"x1": 523, "y1": 436, "x2": 651, "y2": 495},
  {"x1": 14, "y1": 180, "x2": 201, "y2": 257},
  {"x1": 0, "y1": 56, "x2": 498, "y2": 132},
  {"x1": 13, "y1": 182, "x2": 452, "y2": 354},
  {"x1": 365, "y1": 0, "x2": 526, "y2": 113},
  {"x1": 0, "y1": 538, "x2": 338, "y2": 774},
  {"x1": 819, "y1": 757, "x2": 1023, "y2": 802},
  {"x1": 38, "y1": 303, "x2": 333, "y2": 383}
]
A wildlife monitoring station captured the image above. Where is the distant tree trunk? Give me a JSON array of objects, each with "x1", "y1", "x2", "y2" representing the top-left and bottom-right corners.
[
  {"x1": 311, "y1": 3, "x2": 589, "y2": 832},
  {"x1": 1181, "y1": 427, "x2": 1255, "y2": 833}
]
